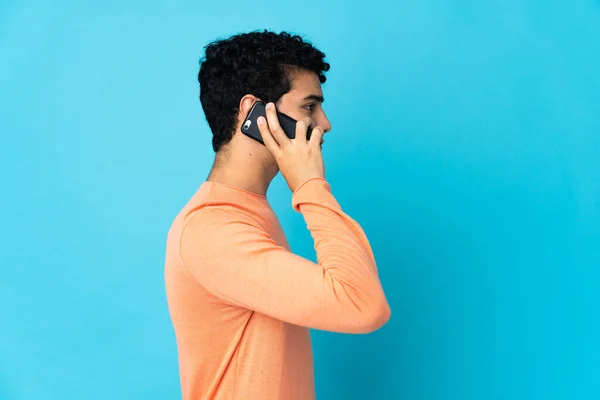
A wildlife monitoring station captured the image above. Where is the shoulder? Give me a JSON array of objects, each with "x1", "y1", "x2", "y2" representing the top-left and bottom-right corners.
[{"x1": 180, "y1": 205, "x2": 268, "y2": 249}]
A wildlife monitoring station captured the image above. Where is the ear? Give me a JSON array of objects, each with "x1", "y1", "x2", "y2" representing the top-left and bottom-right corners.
[{"x1": 239, "y1": 94, "x2": 261, "y2": 119}]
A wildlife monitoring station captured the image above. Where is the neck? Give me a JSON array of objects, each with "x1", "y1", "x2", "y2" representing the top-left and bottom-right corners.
[{"x1": 206, "y1": 145, "x2": 278, "y2": 197}]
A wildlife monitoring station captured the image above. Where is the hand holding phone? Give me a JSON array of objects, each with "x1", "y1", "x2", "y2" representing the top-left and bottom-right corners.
[
  {"x1": 241, "y1": 101, "x2": 311, "y2": 145},
  {"x1": 254, "y1": 102, "x2": 325, "y2": 192}
]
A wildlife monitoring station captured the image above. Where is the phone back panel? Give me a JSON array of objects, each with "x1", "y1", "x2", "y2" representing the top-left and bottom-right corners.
[{"x1": 241, "y1": 102, "x2": 310, "y2": 144}]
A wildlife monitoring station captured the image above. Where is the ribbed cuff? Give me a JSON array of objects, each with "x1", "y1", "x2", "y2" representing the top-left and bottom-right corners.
[{"x1": 291, "y1": 177, "x2": 332, "y2": 211}]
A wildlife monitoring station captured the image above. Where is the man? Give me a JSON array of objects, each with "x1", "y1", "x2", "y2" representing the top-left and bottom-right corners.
[{"x1": 164, "y1": 30, "x2": 391, "y2": 400}]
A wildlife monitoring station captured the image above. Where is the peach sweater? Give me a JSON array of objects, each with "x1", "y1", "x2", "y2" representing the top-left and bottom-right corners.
[{"x1": 164, "y1": 178, "x2": 390, "y2": 399}]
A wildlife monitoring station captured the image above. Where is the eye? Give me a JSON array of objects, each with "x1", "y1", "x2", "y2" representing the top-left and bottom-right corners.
[{"x1": 304, "y1": 103, "x2": 316, "y2": 112}]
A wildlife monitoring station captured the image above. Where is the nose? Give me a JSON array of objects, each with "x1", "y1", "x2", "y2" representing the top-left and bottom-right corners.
[{"x1": 318, "y1": 110, "x2": 332, "y2": 133}]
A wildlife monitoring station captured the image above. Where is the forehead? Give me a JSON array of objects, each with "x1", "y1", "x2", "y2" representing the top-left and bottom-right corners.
[{"x1": 287, "y1": 70, "x2": 323, "y2": 98}]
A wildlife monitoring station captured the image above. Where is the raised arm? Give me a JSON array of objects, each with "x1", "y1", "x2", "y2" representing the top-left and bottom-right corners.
[{"x1": 180, "y1": 178, "x2": 390, "y2": 333}]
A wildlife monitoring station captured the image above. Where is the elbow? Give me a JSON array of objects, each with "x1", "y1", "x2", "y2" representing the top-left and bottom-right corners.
[{"x1": 353, "y1": 296, "x2": 391, "y2": 334}]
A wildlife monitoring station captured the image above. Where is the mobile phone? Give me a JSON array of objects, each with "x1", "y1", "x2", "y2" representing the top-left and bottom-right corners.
[{"x1": 241, "y1": 101, "x2": 311, "y2": 145}]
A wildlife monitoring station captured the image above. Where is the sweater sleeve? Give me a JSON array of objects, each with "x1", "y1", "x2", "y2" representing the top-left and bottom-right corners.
[{"x1": 179, "y1": 178, "x2": 391, "y2": 333}]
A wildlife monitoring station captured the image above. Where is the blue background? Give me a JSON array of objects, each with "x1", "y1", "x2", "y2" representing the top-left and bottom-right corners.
[{"x1": 1, "y1": 0, "x2": 599, "y2": 399}]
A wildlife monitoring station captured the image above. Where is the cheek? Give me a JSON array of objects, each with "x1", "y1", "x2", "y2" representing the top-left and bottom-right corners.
[
  {"x1": 284, "y1": 108, "x2": 309, "y2": 122},
  {"x1": 276, "y1": 100, "x2": 308, "y2": 120},
  {"x1": 276, "y1": 98, "x2": 299, "y2": 118}
]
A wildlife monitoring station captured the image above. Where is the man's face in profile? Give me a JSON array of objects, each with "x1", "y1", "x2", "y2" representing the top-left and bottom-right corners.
[{"x1": 277, "y1": 69, "x2": 332, "y2": 143}]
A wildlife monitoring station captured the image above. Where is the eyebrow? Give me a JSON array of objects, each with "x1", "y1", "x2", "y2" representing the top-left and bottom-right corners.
[{"x1": 303, "y1": 94, "x2": 325, "y2": 103}]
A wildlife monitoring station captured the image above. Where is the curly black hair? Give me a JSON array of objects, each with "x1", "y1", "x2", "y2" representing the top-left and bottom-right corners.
[{"x1": 198, "y1": 30, "x2": 330, "y2": 152}]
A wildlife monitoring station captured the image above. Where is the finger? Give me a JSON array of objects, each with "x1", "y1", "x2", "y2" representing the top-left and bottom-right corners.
[
  {"x1": 295, "y1": 117, "x2": 312, "y2": 143},
  {"x1": 265, "y1": 103, "x2": 289, "y2": 146},
  {"x1": 257, "y1": 116, "x2": 280, "y2": 154},
  {"x1": 309, "y1": 126, "x2": 325, "y2": 147}
]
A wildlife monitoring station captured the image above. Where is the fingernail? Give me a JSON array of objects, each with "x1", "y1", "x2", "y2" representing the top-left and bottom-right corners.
[
  {"x1": 266, "y1": 103, "x2": 274, "y2": 109},
  {"x1": 257, "y1": 117, "x2": 265, "y2": 125}
]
